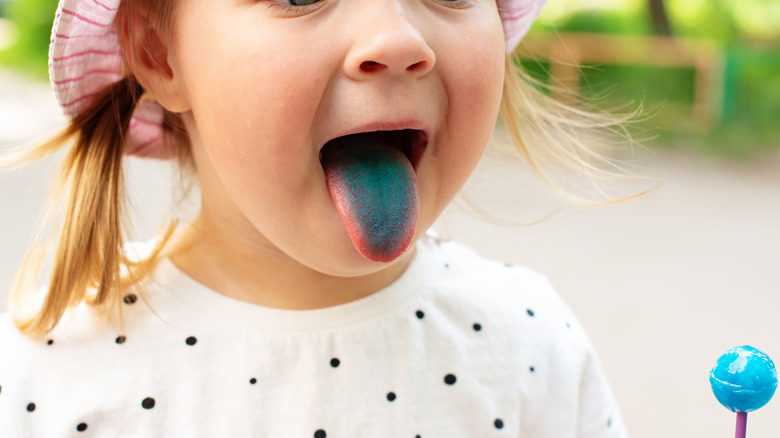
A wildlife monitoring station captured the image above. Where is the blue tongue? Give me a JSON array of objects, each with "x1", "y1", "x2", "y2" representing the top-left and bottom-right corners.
[{"x1": 320, "y1": 132, "x2": 419, "y2": 263}]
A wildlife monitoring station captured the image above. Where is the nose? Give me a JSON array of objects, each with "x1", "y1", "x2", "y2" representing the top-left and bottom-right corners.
[{"x1": 343, "y1": 4, "x2": 435, "y2": 80}]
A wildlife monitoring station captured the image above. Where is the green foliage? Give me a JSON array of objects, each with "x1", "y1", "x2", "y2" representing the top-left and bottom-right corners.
[
  {"x1": 0, "y1": 0, "x2": 58, "y2": 79},
  {"x1": 703, "y1": 43, "x2": 780, "y2": 157},
  {"x1": 526, "y1": 1, "x2": 780, "y2": 158},
  {"x1": 552, "y1": 9, "x2": 652, "y2": 36},
  {"x1": 666, "y1": 1, "x2": 739, "y2": 43}
]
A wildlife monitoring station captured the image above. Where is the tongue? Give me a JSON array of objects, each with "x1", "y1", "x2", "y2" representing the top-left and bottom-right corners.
[{"x1": 321, "y1": 132, "x2": 419, "y2": 263}]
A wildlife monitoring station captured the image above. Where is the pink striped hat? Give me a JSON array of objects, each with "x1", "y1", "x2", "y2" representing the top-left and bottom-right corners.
[{"x1": 49, "y1": 0, "x2": 547, "y2": 159}]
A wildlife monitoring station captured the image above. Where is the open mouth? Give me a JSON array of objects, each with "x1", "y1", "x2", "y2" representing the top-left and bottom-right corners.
[
  {"x1": 320, "y1": 129, "x2": 427, "y2": 170},
  {"x1": 319, "y1": 128, "x2": 425, "y2": 263}
]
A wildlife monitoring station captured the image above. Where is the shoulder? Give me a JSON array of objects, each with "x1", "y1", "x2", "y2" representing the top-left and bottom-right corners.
[
  {"x1": 0, "y1": 295, "x2": 165, "y2": 436},
  {"x1": 0, "y1": 312, "x2": 53, "y2": 434},
  {"x1": 424, "y1": 239, "x2": 581, "y2": 342},
  {"x1": 428, "y1": 239, "x2": 561, "y2": 301},
  {"x1": 419, "y1": 240, "x2": 626, "y2": 437},
  {"x1": 0, "y1": 303, "x2": 118, "y2": 377},
  {"x1": 420, "y1": 238, "x2": 594, "y2": 380},
  {"x1": 0, "y1": 312, "x2": 46, "y2": 370}
]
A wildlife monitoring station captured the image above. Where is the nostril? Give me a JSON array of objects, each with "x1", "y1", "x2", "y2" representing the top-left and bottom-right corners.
[
  {"x1": 407, "y1": 60, "x2": 427, "y2": 72},
  {"x1": 360, "y1": 61, "x2": 385, "y2": 73}
]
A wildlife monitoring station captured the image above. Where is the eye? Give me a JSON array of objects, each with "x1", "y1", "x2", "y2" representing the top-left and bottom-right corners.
[
  {"x1": 277, "y1": 0, "x2": 321, "y2": 5},
  {"x1": 258, "y1": 0, "x2": 325, "y2": 15},
  {"x1": 435, "y1": 0, "x2": 476, "y2": 9}
]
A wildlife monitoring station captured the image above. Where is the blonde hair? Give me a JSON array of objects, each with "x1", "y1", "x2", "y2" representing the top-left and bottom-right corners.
[
  {"x1": 1, "y1": 0, "x2": 187, "y2": 336},
  {"x1": 500, "y1": 57, "x2": 646, "y2": 202},
  {"x1": 3, "y1": 17, "x2": 644, "y2": 336}
]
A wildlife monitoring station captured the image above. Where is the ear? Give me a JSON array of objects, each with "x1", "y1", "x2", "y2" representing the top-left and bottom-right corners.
[{"x1": 120, "y1": 9, "x2": 190, "y2": 113}]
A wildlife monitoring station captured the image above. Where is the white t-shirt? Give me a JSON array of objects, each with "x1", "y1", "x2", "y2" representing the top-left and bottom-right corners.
[{"x1": 0, "y1": 239, "x2": 627, "y2": 437}]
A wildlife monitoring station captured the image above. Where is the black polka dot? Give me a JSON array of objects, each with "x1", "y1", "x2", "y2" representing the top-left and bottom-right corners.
[
  {"x1": 77, "y1": 423, "x2": 88, "y2": 432},
  {"x1": 47, "y1": 339, "x2": 53, "y2": 346},
  {"x1": 444, "y1": 374, "x2": 457, "y2": 385},
  {"x1": 142, "y1": 397, "x2": 155, "y2": 409},
  {"x1": 529, "y1": 366, "x2": 535, "y2": 373},
  {"x1": 330, "y1": 358, "x2": 340, "y2": 368},
  {"x1": 387, "y1": 392, "x2": 397, "y2": 402},
  {"x1": 526, "y1": 308, "x2": 535, "y2": 317},
  {"x1": 494, "y1": 418, "x2": 504, "y2": 429},
  {"x1": 123, "y1": 294, "x2": 137, "y2": 304},
  {"x1": 115, "y1": 336, "x2": 126, "y2": 344},
  {"x1": 0, "y1": 385, "x2": 3, "y2": 395},
  {"x1": 250, "y1": 378, "x2": 257, "y2": 385},
  {"x1": 26, "y1": 403, "x2": 35, "y2": 412},
  {"x1": 186, "y1": 336, "x2": 197, "y2": 346},
  {"x1": 415, "y1": 310, "x2": 424, "y2": 319},
  {"x1": 473, "y1": 323, "x2": 482, "y2": 331},
  {"x1": 314, "y1": 429, "x2": 327, "y2": 438},
  {"x1": 416, "y1": 435, "x2": 421, "y2": 438}
]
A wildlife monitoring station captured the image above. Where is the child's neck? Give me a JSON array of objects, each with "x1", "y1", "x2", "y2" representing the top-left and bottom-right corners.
[{"x1": 163, "y1": 218, "x2": 415, "y2": 310}]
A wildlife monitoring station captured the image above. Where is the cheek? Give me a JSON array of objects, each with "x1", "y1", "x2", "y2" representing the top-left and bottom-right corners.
[
  {"x1": 440, "y1": 24, "x2": 505, "y2": 179},
  {"x1": 188, "y1": 58, "x2": 311, "y2": 152},
  {"x1": 178, "y1": 41, "x2": 333, "y2": 193},
  {"x1": 174, "y1": 11, "x2": 327, "y2": 149},
  {"x1": 451, "y1": 19, "x2": 506, "y2": 123},
  {"x1": 419, "y1": 23, "x2": 504, "y2": 215}
]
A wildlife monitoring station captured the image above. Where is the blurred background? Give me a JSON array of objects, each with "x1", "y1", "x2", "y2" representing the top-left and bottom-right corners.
[{"x1": 1, "y1": 0, "x2": 779, "y2": 437}]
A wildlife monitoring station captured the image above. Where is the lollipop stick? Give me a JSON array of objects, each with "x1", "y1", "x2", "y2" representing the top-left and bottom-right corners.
[{"x1": 735, "y1": 412, "x2": 747, "y2": 438}]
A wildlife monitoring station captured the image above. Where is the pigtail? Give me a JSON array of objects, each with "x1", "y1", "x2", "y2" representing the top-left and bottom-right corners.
[
  {"x1": 8, "y1": 76, "x2": 173, "y2": 336},
  {"x1": 3, "y1": 0, "x2": 184, "y2": 336}
]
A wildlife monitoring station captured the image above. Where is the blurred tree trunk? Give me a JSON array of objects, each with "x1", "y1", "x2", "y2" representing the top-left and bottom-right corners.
[{"x1": 648, "y1": 0, "x2": 672, "y2": 35}]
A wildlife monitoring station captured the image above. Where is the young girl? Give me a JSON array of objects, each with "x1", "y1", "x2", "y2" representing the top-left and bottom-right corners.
[{"x1": 0, "y1": 0, "x2": 630, "y2": 436}]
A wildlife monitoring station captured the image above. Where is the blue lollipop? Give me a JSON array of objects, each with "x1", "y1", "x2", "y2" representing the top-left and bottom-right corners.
[{"x1": 710, "y1": 346, "x2": 777, "y2": 438}]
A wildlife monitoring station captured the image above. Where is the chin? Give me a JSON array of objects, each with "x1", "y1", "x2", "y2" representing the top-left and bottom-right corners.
[{"x1": 306, "y1": 237, "x2": 418, "y2": 278}]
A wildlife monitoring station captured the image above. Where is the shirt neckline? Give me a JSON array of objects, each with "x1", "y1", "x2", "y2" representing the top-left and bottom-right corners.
[{"x1": 147, "y1": 239, "x2": 435, "y2": 332}]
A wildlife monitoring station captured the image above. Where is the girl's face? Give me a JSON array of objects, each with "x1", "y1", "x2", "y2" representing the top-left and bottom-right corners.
[{"x1": 168, "y1": 0, "x2": 505, "y2": 276}]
